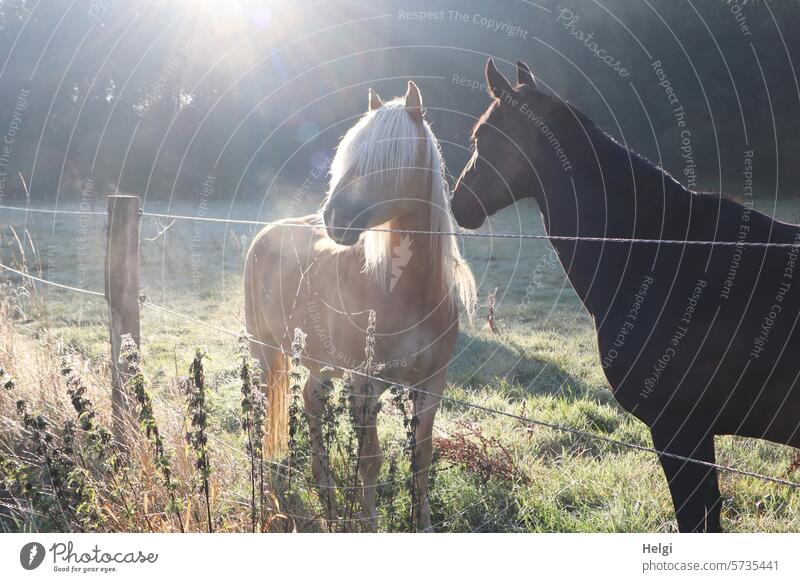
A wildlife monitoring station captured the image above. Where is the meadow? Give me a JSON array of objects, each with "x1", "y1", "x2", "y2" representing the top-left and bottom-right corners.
[{"x1": 2, "y1": 191, "x2": 800, "y2": 532}]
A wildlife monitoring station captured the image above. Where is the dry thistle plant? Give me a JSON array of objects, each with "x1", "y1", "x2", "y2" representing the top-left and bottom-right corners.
[
  {"x1": 183, "y1": 347, "x2": 213, "y2": 532},
  {"x1": 61, "y1": 357, "x2": 114, "y2": 463},
  {"x1": 332, "y1": 311, "x2": 385, "y2": 531},
  {"x1": 237, "y1": 331, "x2": 267, "y2": 532},
  {"x1": 59, "y1": 419, "x2": 105, "y2": 530},
  {"x1": 119, "y1": 334, "x2": 184, "y2": 532},
  {"x1": 432, "y1": 419, "x2": 526, "y2": 485},
  {"x1": 333, "y1": 371, "x2": 358, "y2": 530},
  {"x1": 1, "y1": 370, "x2": 60, "y2": 529},
  {"x1": 6, "y1": 376, "x2": 104, "y2": 532},
  {"x1": 314, "y1": 366, "x2": 338, "y2": 531},
  {"x1": 287, "y1": 328, "x2": 308, "y2": 498},
  {"x1": 2, "y1": 297, "x2": 293, "y2": 533},
  {"x1": 388, "y1": 381, "x2": 416, "y2": 531},
  {"x1": 60, "y1": 356, "x2": 140, "y2": 528}
]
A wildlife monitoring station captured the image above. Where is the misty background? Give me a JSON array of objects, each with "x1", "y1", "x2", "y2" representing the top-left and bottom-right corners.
[{"x1": 0, "y1": 0, "x2": 797, "y2": 211}]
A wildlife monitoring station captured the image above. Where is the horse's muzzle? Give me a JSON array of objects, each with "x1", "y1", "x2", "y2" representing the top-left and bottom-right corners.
[
  {"x1": 323, "y1": 206, "x2": 363, "y2": 246},
  {"x1": 451, "y1": 185, "x2": 487, "y2": 230}
]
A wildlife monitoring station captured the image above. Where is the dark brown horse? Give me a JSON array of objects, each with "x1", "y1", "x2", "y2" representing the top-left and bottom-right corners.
[{"x1": 451, "y1": 58, "x2": 800, "y2": 532}]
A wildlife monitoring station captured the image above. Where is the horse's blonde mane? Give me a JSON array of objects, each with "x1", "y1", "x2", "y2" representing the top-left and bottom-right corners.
[{"x1": 323, "y1": 98, "x2": 476, "y2": 320}]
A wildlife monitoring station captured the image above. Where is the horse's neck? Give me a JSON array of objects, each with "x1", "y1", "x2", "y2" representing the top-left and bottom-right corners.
[
  {"x1": 390, "y1": 205, "x2": 437, "y2": 260},
  {"x1": 539, "y1": 127, "x2": 689, "y2": 315},
  {"x1": 387, "y1": 207, "x2": 448, "y2": 297}
]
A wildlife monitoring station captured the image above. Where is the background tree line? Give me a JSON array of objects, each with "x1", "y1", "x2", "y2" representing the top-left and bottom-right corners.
[{"x1": 0, "y1": 0, "x2": 797, "y2": 208}]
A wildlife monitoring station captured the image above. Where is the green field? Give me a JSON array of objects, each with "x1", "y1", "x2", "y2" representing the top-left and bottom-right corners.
[{"x1": 2, "y1": 192, "x2": 800, "y2": 532}]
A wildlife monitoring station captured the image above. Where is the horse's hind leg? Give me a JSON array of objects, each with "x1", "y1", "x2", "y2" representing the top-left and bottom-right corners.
[
  {"x1": 303, "y1": 373, "x2": 338, "y2": 522},
  {"x1": 651, "y1": 425, "x2": 722, "y2": 532}
]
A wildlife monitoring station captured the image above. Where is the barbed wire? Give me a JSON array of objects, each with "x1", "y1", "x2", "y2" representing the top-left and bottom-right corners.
[
  {"x1": 0, "y1": 261, "x2": 105, "y2": 297},
  {"x1": 4, "y1": 203, "x2": 800, "y2": 247},
  {"x1": 2, "y1": 223, "x2": 800, "y2": 492},
  {"x1": 0, "y1": 204, "x2": 105, "y2": 217},
  {"x1": 139, "y1": 300, "x2": 800, "y2": 490},
  {"x1": 140, "y1": 209, "x2": 800, "y2": 248},
  {"x1": 0, "y1": 261, "x2": 504, "y2": 529}
]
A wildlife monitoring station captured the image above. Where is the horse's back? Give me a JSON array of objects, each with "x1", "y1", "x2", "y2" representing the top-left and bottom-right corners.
[
  {"x1": 244, "y1": 214, "x2": 324, "y2": 339},
  {"x1": 246, "y1": 214, "x2": 321, "y2": 259},
  {"x1": 598, "y1": 194, "x2": 800, "y2": 441}
]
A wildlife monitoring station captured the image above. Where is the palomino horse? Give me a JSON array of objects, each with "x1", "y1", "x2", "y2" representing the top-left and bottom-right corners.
[
  {"x1": 244, "y1": 81, "x2": 476, "y2": 530},
  {"x1": 451, "y1": 59, "x2": 800, "y2": 532}
]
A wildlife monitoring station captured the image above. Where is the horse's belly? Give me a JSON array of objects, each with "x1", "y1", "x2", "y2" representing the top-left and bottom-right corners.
[{"x1": 293, "y1": 303, "x2": 456, "y2": 383}]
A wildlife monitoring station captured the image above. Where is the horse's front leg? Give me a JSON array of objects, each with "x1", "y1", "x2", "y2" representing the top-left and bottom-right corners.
[
  {"x1": 351, "y1": 381, "x2": 384, "y2": 531},
  {"x1": 410, "y1": 371, "x2": 446, "y2": 532},
  {"x1": 303, "y1": 374, "x2": 338, "y2": 522}
]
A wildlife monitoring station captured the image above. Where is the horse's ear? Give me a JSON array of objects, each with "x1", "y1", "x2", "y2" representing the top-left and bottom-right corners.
[
  {"x1": 404, "y1": 80, "x2": 424, "y2": 124},
  {"x1": 368, "y1": 88, "x2": 383, "y2": 112},
  {"x1": 486, "y1": 58, "x2": 514, "y2": 101},
  {"x1": 516, "y1": 61, "x2": 536, "y2": 88}
]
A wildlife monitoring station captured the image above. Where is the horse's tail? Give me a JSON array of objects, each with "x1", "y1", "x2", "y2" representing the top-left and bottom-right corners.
[
  {"x1": 244, "y1": 227, "x2": 291, "y2": 459},
  {"x1": 265, "y1": 350, "x2": 290, "y2": 458}
]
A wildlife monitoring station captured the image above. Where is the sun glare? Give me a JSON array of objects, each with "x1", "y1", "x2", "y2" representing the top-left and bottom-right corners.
[{"x1": 179, "y1": 0, "x2": 276, "y2": 36}]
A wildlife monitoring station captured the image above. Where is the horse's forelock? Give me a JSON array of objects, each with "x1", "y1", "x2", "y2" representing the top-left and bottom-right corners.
[{"x1": 327, "y1": 98, "x2": 419, "y2": 198}]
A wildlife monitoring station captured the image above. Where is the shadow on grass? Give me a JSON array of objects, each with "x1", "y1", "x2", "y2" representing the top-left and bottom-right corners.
[{"x1": 449, "y1": 330, "x2": 613, "y2": 406}]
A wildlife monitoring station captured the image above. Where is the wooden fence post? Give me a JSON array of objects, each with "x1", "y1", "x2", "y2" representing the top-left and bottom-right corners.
[{"x1": 105, "y1": 195, "x2": 141, "y2": 446}]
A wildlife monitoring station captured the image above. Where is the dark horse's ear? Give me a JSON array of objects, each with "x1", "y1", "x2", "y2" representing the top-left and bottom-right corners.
[
  {"x1": 516, "y1": 61, "x2": 536, "y2": 88},
  {"x1": 486, "y1": 58, "x2": 515, "y2": 101},
  {"x1": 404, "y1": 80, "x2": 424, "y2": 124}
]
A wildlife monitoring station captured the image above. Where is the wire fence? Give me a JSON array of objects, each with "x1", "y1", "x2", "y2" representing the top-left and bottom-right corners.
[
  {"x1": 5, "y1": 203, "x2": 800, "y2": 247},
  {"x1": 1, "y1": 202, "x2": 800, "y2": 495}
]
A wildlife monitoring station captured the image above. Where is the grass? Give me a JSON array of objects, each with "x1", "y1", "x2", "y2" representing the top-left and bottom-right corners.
[{"x1": 2, "y1": 193, "x2": 800, "y2": 532}]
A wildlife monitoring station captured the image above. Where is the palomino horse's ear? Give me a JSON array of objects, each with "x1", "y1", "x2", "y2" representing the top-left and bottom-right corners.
[
  {"x1": 404, "y1": 80, "x2": 424, "y2": 124},
  {"x1": 486, "y1": 58, "x2": 515, "y2": 101},
  {"x1": 516, "y1": 60, "x2": 536, "y2": 88},
  {"x1": 368, "y1": 88, "x2": 383, "y2": 112}
]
